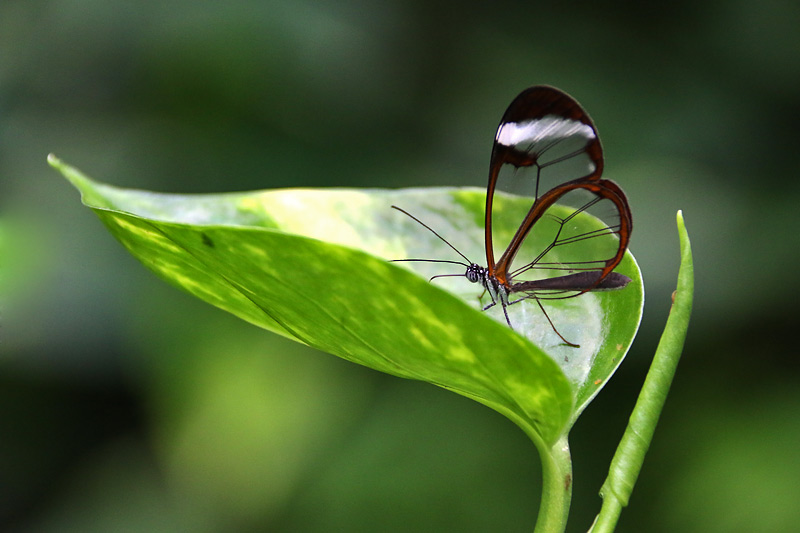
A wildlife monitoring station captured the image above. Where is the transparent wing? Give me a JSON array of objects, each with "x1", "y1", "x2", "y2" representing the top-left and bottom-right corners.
[
  {"x1": 483, "y1": 86, "x2": 630, "y2": 293},
  {"x1": 502, "y1": 180, "x2": 631, "y2": 300},
  {"x1": 484, "y1": 86, "x2": 604, "y2": 274}
]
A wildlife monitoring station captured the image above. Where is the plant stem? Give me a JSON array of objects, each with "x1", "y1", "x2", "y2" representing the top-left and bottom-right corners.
[
  {"x1": 505, "y1": 408, "x2": 573, "y2": 533},
  {"x1": 534, "y1": 434, "x2": 573, "y2": 533},
  {"x1": 590, "y1": 211, "x2": 694, "y2": 532}
]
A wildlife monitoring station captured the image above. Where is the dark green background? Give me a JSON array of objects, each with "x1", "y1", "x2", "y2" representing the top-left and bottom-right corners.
[{"x1": 3, "y1": 1, "x2": 798, "y2": 531}]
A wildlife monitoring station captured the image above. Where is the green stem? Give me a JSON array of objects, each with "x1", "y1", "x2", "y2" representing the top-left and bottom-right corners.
[
  {"x1": 535, "y1": 434, "x2": 573, "y2": 533},
  {"x1": 507, "y1": 408, "x2": 572, "y2": 533},
  {"x1": 590, "y1": 211, "x2": 694, "y2": 532}
]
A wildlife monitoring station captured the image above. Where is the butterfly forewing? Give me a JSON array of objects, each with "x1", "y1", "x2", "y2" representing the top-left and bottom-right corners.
[{"x1": 486, "y1": 87, "x2": 602, "y2": 268}]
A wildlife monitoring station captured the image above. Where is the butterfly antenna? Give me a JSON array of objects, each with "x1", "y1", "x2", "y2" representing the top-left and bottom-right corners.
[
  {"x1": 429, "y1": 272, "x2": 469, "y2": 281},
  {"x1": 389, "y1": 259, "x2": 470, "y2": 270},
  {"x1": 391, "y1": 205, "x2": 473, "y2": 264}
]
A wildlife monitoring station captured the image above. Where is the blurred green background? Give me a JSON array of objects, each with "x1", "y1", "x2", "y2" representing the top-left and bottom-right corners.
[{"x1": 3, "y1": 1, "x2": 799, "y2": 531}]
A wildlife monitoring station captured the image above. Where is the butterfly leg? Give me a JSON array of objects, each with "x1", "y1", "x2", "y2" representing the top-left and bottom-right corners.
[
  {"x1": 477, "y1": 281, "x2": 514, "y2": 328},
  {"x1": 481, "y1": 278, "x2": 499, "y2": 311},
  {"x1": 500, "y1": 300, "x2": 513, "y2": 328},
  {"x1": 533, "y1": 298, "x2": 580, "y2": 348},
  {"x1": 477, "y1": 286, "x2": 489, "y2": 307},
  {"x1": 481, "y1": 299, "x2": 514, "y2": 328},
  {"x1": 506, "y1": 294, "x2": 580, "y2": 347}
]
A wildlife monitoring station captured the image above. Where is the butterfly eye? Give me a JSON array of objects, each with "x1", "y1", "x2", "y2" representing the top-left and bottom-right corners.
[{"x1": 466, "y1": 264, "x2": 482, "y2": 284}]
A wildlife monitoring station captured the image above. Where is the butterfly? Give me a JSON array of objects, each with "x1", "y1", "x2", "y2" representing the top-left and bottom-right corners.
[{"x1": 393, "y1": 86, "x2": 632, "y2": 347}]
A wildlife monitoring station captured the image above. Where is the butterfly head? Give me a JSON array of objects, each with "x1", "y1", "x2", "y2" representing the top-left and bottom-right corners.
[{"x1": 465, "y1": 263, "x2": 485, "y2": 285}]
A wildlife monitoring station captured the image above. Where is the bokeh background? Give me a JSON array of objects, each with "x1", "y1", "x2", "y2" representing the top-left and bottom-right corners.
[{"x1": 3, "y1": 1, "x2": 799, "y2": 531}]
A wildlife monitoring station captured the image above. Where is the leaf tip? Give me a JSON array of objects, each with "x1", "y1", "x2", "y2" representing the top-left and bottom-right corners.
[{"x1": 48, "y1": 155, "x2": 92, "y2": 193}]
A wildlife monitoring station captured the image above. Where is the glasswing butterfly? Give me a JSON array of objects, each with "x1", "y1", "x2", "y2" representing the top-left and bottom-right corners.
[{"x1": 393, "y1": 86, "x2": 632, "y2": 347}]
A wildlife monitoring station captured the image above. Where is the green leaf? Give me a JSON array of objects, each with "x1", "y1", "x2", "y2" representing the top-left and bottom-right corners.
[{"x1": 50, "y1": 155, "x2": 642, "y2": 446}]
